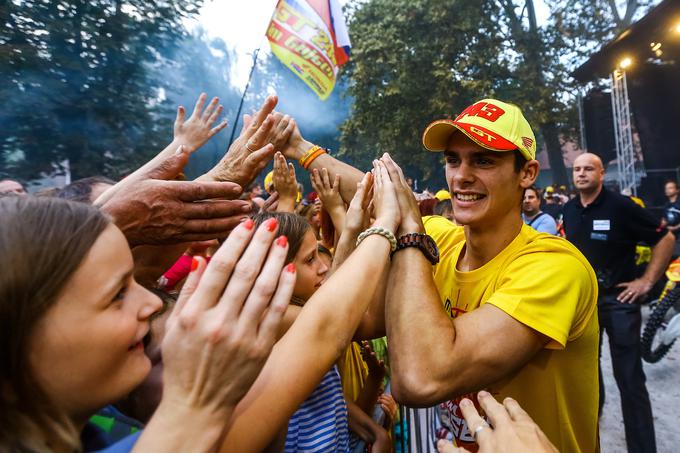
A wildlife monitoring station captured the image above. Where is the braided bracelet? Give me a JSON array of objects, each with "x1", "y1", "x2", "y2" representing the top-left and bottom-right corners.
[{"x1": 355, "y1": 227, "x2": 397, "y2": 253}]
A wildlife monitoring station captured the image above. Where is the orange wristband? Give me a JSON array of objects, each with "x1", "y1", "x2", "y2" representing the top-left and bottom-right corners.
[{"x1": 299, "y1": 145, "x2": 327, "y2": 169}]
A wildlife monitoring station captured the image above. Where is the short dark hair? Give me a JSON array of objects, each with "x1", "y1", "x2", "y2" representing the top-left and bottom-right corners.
[
  {"x1": 57, "y1": 176, "x2": 115, "y2": 204},
  {"x1": 513, "y1": 149, "x2": 528, "y2": 173},
  {"x1": 665, "y1": 180, "x2": 678, "y2": 188},
  {"x1": 524, "y1": 185, "x2": 540, "y2": 198}
]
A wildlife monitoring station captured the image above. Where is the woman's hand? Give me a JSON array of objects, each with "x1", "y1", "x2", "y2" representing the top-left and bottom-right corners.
[
  {"x1": 174, "y1": 93, "x2": 228, "y2": 153},
  {"x1": 272, "y1": 152, "x2": 298, "y2": 213},
  {"x1": 436, "y1": 391, "x2": 558, "y2": 453},
  {"x1": 380, "y1": 153, "x2": 424, "y2": 236},
  {"x1": 311, "y1": 168, "x2": 343, "y2": 213},
  {"x1": 371, "y1": 159, "x2": 401, "y2": 234},
  {"x1": 344, "y1": 172, "x2": 373, "y2": 235},
  {"x1": 160, "y1": 218, "x2": 296, "y2": 415}
]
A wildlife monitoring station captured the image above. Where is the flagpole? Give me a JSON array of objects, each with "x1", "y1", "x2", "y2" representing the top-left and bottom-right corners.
[{"x1": 226, "y1": 47, "x2": 261, "y2": 151}]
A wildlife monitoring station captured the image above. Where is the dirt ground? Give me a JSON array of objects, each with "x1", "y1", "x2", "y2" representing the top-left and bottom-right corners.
[{"x1": 599, "y1": 305, "x2": 680, "y2": 452}]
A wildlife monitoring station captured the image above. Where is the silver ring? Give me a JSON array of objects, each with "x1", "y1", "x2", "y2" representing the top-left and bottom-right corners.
[{"x1": 472, "y1": 421, "x2": 489, "y2": 439}]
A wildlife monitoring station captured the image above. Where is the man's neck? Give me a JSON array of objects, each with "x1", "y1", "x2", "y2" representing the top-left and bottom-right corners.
[
  {"x1": 579, "y1": 185, "x2": 603, "y2": 207},
  {"x1": 523, "y1": 210, "x2": 541, "y2": 221},
  {"x1": 670, "y1": 195, "x2": 678, "y2": 204},
  {"x1": 459, "y1": 214, "x2": 524, "y2": 271}
]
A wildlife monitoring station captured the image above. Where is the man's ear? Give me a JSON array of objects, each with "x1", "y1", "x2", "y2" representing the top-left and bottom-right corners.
[{"x1": 519, "y1": 159, "x2": 540, "y2": 189}]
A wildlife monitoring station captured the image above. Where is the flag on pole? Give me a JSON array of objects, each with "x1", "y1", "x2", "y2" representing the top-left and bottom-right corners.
[{"x1": 267, "y1": 0, "x2": 351, "y2": 100}]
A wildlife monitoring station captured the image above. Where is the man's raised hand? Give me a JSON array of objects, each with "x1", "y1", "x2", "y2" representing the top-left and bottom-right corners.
[
  {"x1": 101, "y1": 145, "x2": 251, "y2": 247},
  {"x1": 203, "y1": 95, "x2": 295, "y2": 188}
]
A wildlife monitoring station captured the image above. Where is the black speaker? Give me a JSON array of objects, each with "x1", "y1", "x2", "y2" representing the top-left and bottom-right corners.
[{"x1": 583, "y1": 89, "x2": 616, "y2": 165}]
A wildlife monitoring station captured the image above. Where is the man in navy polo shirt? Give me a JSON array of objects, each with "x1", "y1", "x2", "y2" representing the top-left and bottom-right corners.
[{"x1": 563, "y1": 153, "x2": 675, "y2": 453}]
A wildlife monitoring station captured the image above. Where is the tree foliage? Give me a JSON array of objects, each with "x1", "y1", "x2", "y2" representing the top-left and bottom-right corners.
[
  {"x1": 339, "y1": 0, "x2": 508, "y2": 186},
  {"x1": 0, "y1": 0, "x2": 204, "y2": 181},
  {"x1": 340, "y1": 0, "x2": 657, "y2": 186}
]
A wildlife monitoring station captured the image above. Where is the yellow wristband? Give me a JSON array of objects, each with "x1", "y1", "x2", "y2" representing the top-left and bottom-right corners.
[{"x1": 299, "y1": 145, "x2": 326, "y2": 169}]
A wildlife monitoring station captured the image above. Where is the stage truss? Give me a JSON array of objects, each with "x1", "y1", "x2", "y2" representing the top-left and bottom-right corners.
[{"x1": 610, "y1": 69, "x2": 639, "y2": 196}]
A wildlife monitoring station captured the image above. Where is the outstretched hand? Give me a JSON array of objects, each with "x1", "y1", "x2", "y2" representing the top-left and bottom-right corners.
[
  {"x1": 344, "y1": 172, "x2": 373, "y2": 234},
  {"x1": 204, "y1": 95, "x2": 295, "y2": 188},
  {"x1": 174, "y1": 93, "x2": 228, "y2": 153},
  {"x1": 436, "y1": 391, "x2": 557, "y2": 453},
  {"x1": 311, "y1": 168, "x2": 343, "y2": 214},
  {"x1": 101, "y1": 145, "x2": 251, "y2": 246},
  {"x1": 272, "y1": 152, "x2": 298, "y2": 212},
  {"x1": 161, "y1": 218, "x2": 296, "y2": 419}
]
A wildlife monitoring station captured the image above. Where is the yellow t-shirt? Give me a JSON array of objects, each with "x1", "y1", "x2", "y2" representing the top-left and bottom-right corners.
[
  {"x1": 337, "y1": 342, "x2": 368, "y2": 402},
  {"x1": 422, "y1": 215, "x2": 600, "y2": 453}
]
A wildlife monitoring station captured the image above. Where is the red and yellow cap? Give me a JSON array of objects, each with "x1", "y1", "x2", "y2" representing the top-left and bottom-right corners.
[{"x1": 422, "y1": 99, "x2": 536, "y2": 160}]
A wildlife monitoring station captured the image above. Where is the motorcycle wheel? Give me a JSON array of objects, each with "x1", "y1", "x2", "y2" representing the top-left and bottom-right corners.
[{"x1": 641, "y1": 286, "x2": 680, "y2": 363}]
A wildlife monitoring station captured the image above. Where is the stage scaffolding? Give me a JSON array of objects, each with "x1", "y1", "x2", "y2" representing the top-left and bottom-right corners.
[{"x1": 610, "y1": 69, "x2": 641, "y2": 196}]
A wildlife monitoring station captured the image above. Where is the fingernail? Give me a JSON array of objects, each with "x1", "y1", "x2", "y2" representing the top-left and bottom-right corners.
[
  {"x1": 242, "y1": 218, "x2": 254, "y2": 230},
  {"x1": 241, "y1": 204, "x2": 252, "y2": 212},
  {"x1": 478, "y1": 390, "x2": 490, "y2": 399},
  {"x1": 264, "y1": 218, "x2": 278, "y2": 232},
  {"x1": 460, "y1": 398, "x2": 472, "y2": 408},
  {"x1": 191, "y1": 257, "x2": 199, "y2": 271},
  {"x1": 286, "y1": 263, "x2": 296, "y2": 273},
  {"x1": 276, "y1": 235, "x2": 288, "y2": 247}
]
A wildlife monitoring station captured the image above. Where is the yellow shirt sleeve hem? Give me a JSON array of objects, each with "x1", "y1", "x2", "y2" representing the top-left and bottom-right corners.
[{"x1": 485, "y1": 296, "x2": 568, "y2": 349}]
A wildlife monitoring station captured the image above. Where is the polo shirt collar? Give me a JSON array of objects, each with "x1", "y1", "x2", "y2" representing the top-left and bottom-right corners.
[{"x1": 579, "y1": 186, "x2": 606, "y2": 209}]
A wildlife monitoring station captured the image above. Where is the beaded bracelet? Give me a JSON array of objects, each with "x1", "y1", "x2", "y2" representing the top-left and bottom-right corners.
[
  {"x1": 355, "y1": 227, "x2": 397, "y2": 253},
  {"x1": 299, "y1": 145, "x2": 327, "y2": 169}
]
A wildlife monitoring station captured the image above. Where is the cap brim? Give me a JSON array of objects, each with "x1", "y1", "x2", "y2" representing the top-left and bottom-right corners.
[{"x1": 422, "y1": 119, "x2": 516, "y2": 153}]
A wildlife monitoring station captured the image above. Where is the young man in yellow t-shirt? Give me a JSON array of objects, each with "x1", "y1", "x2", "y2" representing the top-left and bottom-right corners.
[
  {"x1": 381, "y1": 100, "x2": 599, "y2": 453},
  {"x1": 278, "y1": 99, "x2": 599, "y2": 452}
]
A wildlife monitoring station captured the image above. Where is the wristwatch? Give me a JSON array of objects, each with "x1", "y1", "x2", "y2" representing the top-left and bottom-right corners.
[{"x1": 393, "y1": 233, "x2": 439, "y2": 264}]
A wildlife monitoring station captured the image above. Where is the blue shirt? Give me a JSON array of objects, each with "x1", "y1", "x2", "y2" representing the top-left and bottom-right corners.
[{"x1": 523, "y1": 212, "x2": 558, "y2": 235}]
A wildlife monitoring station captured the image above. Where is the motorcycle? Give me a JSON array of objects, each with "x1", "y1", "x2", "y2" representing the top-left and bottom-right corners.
[{"x1": 641, "y1": 257, "x2": 680, "y2": 363}]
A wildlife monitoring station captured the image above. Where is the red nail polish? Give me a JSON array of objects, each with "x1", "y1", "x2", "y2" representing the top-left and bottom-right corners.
[
  {"x1": 243, "y1": 218, "x2": 254, "y2": 230},
  {"x1": 286, "y1": 263, "x2": 296, "y2": 273},
  {"x1": 264, "y1": 218, "x2": 278, "y2": 232},
  {"x1": 191, "y1": 257, "x2": 199, "y2": 271},
  {"x1": 276, "y1": 235, "x2": 288, "y2": 247}
]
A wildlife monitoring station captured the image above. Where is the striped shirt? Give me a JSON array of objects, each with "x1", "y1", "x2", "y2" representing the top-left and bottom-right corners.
[{"x1": 285, "y1": 366, "x2": 349, "y2": 452}]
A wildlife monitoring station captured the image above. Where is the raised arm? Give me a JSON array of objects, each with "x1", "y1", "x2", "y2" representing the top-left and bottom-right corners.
[
  {"x1": 220, "y1": 166, "x2": 400, "y2": 451},
  {"x1": 281, "y1": 121, "x2": 364, "y2": 204},
  {"x1": 96, "y1": 93, "x2": 229, "y2": 207}
]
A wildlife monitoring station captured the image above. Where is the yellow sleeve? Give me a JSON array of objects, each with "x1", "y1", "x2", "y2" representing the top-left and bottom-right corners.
[
  {"x1": 423, "y1": 215, "x2": 464, "y2": 248},
  {"x1": 485, "y1": 249, "x2": 597, "y2": 349}
]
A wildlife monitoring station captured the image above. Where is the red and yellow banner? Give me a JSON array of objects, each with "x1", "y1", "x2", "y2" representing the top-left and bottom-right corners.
[{"x1": 267, "y1": 0, "x2": 350, "y2": 100}]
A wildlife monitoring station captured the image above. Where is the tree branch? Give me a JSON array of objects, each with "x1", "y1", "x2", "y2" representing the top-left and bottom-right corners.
[
  {"x1": 622, "y1": 0, "x2": 639, "y2": 27},
  {"x1": 606, "y1": 0, "x2": 623, "y2": 28}
]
